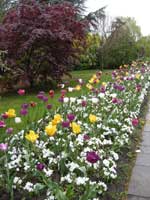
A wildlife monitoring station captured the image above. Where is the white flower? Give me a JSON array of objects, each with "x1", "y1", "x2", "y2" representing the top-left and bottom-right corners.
[
  {"x1": 13, "y1": 177, "x2": 22, "y2": 185},
  {"x1": 43, "y1": 169, "x2": 53, "y2": 177},
  {"x1": 78, "y1": 79, "x2": 83, "y2": 84},
  {"x1": 78, "y1": 99, "x2": 83, "y2": 104},
  {"x1": 24, "y1": 182, "x2": 34, "y2": 192},
  {"x1": 91, "y1": 97, "x2": 99, "y2": 104},
  {"x1": 68, "y1": 87, "x2": 74, "y2": 92},
  {"x1": 63, "y1": 97, "x2": 69, "y2": 103},
  {"x1": 66, "y1": 162, "x2": 80, "y2": 172},
  {"x1": 70, "y1": 97, "x2": 76, "y2": 103},
  {"x1": 110, "y1": 93, "x2": 117, "y2": 98},
  {"x1": 61, "y1": 174, "x2": 72, "y2": 183},
  {"x1": 75, "y1": 177, "x2": 89, "y2": 185},
  {"x1": 103, "y1": 159, "x2": 110, "y2": 167},
  {"x1": 98, "y1": 93, "x2": 105, "y2": 98},
  {"x1": 15, "y1": 117, "x2": 21, "y2": 123}
]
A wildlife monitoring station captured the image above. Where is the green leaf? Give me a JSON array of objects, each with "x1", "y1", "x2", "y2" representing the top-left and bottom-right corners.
[
  {"x1": 79, "y1": 185, "x2": 97, "y2": 200},
  {"x1": 55, "y1": 188, "x2": 69, "y2": 200},
  {"x1": 46, "y1": 179, "x2": 69, "y2": 200},
  {"x1": 34, "y1": 183, "x2": 46, "y2": 192}
]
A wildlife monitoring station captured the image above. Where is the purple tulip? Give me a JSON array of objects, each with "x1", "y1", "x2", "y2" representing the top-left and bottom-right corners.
[
  {"x1": 37, "y1": 94, "x2": 44, "y2": 100},
  {"x1": 67, "y1": 114, "x2": 75, "y2": 121},
  {"x1": 62, "y1": 121, "x2": 70, "y2": 128},
  {"x1": 100, "y1": 86, "x2": 106, "y2": 93},
  {"x1": 83, "y1": 134, "x2": 90, "y2": 140},
  {"x1": 113, "y1": 83, "x2": 125, "y2": 91},
  {"x1": 81, "y1": 100, "x2": 87, "y2": 107},
  {"x1": 86, "y1": 151, "x2": 100, "y2": 164},
  {"x1": 58, "y1": 96, "x2": 64, "y2": 103},
  {"x1": 1, "y1": 113, "x2": 8, "y2": 119},
  {"x1": 6, "y1": 127, "x2": 13, "y2": 134},
  {"x1": 20, "y1": 109, "x2": 28, "y2": 116},
  {"x1": 42, "y1": 96, "x2": 48, "y2": 102},
  {"x1": 36, "y1": 163, "x2": 45, "y2": 171},
  {"x1": 46, "y1": 104, "x2": 52, "y2": 110},
  {"x1": 0, "y1": 121, "x2": 6, "y2": 128},
  {"x1": 0, "y1": 143, "x2": 8, "y2": 151},
  {"x1": 21, "y1": 103, "x2": 29, "y2": 109}
]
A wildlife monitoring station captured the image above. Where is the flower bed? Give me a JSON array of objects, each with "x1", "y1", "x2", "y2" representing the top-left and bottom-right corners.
[{"x1": 0, "y1": 62, "x2": 150, "y2": 200}]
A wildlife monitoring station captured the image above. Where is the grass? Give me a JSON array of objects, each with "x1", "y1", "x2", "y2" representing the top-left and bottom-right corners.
[
  {"x1": 0, "y1": 69, "x2": 112, "y2": 141},
  {"x1": 0, "y1": 70, "x2": 112, "y2": 112}
]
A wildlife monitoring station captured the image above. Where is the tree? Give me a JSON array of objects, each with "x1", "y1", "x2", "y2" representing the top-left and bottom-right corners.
[
  {"x1": 0, "y1": 0, "x2": 88, "y2": 87},
  {"x1": 0, "y1": 0, "x2": 18, "y2": 21},
  {"x1": 39, "y1": 0, "x2": 86, "y2": 10},
  {"x1": 75, "y1": 33, "x2": 101, "y2": 70},
  {"x1": 97, "y1": 17, "x2": 141, "y2": 69},
  {"x1": 120, "y1": 17, "x2": 141, "y2": 41},
  {"x1": 136, "y1": 36, "x2": 150, "y2": 59}
]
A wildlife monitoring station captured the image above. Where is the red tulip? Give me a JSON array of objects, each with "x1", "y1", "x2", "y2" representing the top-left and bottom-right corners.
[{"x1": 49, "y1": 90, "x2": 54, "y2": 98}]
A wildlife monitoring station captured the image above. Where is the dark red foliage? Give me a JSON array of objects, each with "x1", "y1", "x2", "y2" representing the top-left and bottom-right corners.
[{"x1": 0, "y1": 0, "x2": 88, "y2": 87}]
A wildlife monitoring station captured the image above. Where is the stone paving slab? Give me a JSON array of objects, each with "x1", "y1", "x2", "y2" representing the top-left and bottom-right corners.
[
  {"x1": 136, "y1": 153, "x2": 150, "y2": 166},
  {"x1": 128, "y1": 164, "x2": 150, "y2": 197},
  {"x1": 143, "y1": 125, "x2": 150, "y2": 132},
  {"x1": 128, "y1": 103, "x2": 150, "y2": 199},
  {"x1": 140, "y1": 145, "x2": 150, "y2": 154},
  {"x1": 142, "y1": 132, "x2": 150, "y2": 146},
  {"x1": 145, "y1": 113, "x2": 150, "y2": 120},
  {"x1": 128, "y1": 194, "x2": 150, "y2": 200}
]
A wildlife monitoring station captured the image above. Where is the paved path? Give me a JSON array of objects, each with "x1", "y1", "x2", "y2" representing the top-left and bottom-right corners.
[{"x1": 128, "y1": 103, "x2": 150, "y2": 200}]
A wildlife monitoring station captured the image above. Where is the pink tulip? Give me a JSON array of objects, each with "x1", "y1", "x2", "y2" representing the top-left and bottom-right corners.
[
  {"x1": 0, "y1": 143, "x2": 8, "y2": 151},
  {"x1": 18, "y1": 89, "x2": 25, "y2": 95},
  {"x1": 132, "y1": 118, "x2": 139, "y2": 126}
]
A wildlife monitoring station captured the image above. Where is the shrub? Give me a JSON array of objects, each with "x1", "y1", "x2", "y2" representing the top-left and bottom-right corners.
[
  {"x1": 0, "y1": 0, "x2": 88, "y2": 87},
  {"x1": 75, "y1": 33, "x2": 101, "y2": 70}
]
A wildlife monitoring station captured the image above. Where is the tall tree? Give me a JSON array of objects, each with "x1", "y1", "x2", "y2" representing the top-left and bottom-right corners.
[{"x1": 98, "y1": 17, "x2": 139, "y2": 68}]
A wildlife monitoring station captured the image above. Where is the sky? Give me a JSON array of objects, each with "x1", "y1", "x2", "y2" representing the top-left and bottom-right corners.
[{"x1": 85, "y1": 0, "x2": 150, "y2": 36}]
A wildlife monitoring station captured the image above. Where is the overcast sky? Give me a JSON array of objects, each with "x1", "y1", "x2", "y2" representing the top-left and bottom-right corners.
[{"x1": 86, "y1": 0, "x2": 150, "y2": 36}]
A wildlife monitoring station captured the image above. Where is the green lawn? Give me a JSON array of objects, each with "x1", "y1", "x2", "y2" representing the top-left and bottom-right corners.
[
  {"x1": 0, "y1": 70, "x2": 112, "y2": 112},
  {"x1": 0, "y1": 69, "x2": 112, "y2": 140}
]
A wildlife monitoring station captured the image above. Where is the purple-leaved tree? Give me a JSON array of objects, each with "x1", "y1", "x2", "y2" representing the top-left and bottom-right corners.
[{"x1": 0, "y1": 0, "x2": 88, "y2": 87}]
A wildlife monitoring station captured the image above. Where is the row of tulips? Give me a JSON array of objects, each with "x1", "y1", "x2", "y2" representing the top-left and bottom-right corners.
[{"x1": 0, "y1": 62, "x2": 150, "y2": 200}]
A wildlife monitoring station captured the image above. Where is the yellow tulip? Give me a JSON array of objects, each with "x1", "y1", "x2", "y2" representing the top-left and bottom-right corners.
[
  {"x1": 86, "y1": 83, "x2": 93, "y2": 90},
  {"x1": 45, "y1": 124, "x2": 57, "y2": 136},
  {"x1": 102, "y1": 82, "x2": 107, "y2": 87},
  {"x1": 71, "y1": 122, "x2": 81, "y2": 134},
  {"x1": 135, "y1": 74, "x2": 141, "y2": 80},
  {"x1": 54, "y1": 114, "x2": 62, "y2": 124},
  {"x1": 25, "y1": 130, "x2": 39, "y2": 143},
  {"x1": 75, "y1": 85, "x2": 81, "y2": 91},
  {"x1": 6, "y1": 109, "x2": 16, "y2": 118},
  {"x1": 89, "y1": 78, "x2": 94, "y2": 84},
  {"x1": 89, "y1": 114, "x2": 97, "y2": 123}
]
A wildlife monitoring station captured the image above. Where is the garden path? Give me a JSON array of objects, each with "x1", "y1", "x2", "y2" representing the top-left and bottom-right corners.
[{"x1": 128, "y1": 103, "x2": 150, "y2": 200}]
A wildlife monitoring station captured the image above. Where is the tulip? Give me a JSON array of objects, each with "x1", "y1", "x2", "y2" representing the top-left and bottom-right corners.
[
  {"x1": 86, "y1": 151, "x2": 100, "y2": 164},
  {"x1": 132, "y1": 118, "x2": 139, "y2": 127},
  {"x1": 67, "y1": 114, "x2": 75, "y2": 121},
  {"x1": 17, "y1": 89, "x2": 25, "y2": 95},
  {"x1": 36, "y1": 163, "x2": 45, "y2": 171},
  {"x1": 0, "y1": 121, "x2": 6, "y2": 128},
  {"x1": 49, "y1": 90, "x2": 54, "y2": 98},
  {"x1": 0, "y1": 143, "x2": 8, "y2": 151}
]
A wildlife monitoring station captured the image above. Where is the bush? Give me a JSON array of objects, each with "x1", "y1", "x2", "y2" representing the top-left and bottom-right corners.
[
  {"x1": 0, "y1": 0, "x2": 88, "y2": 87},
  {"x1": 74, "y1": 33, "x2": 101, "y2": 70}
]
